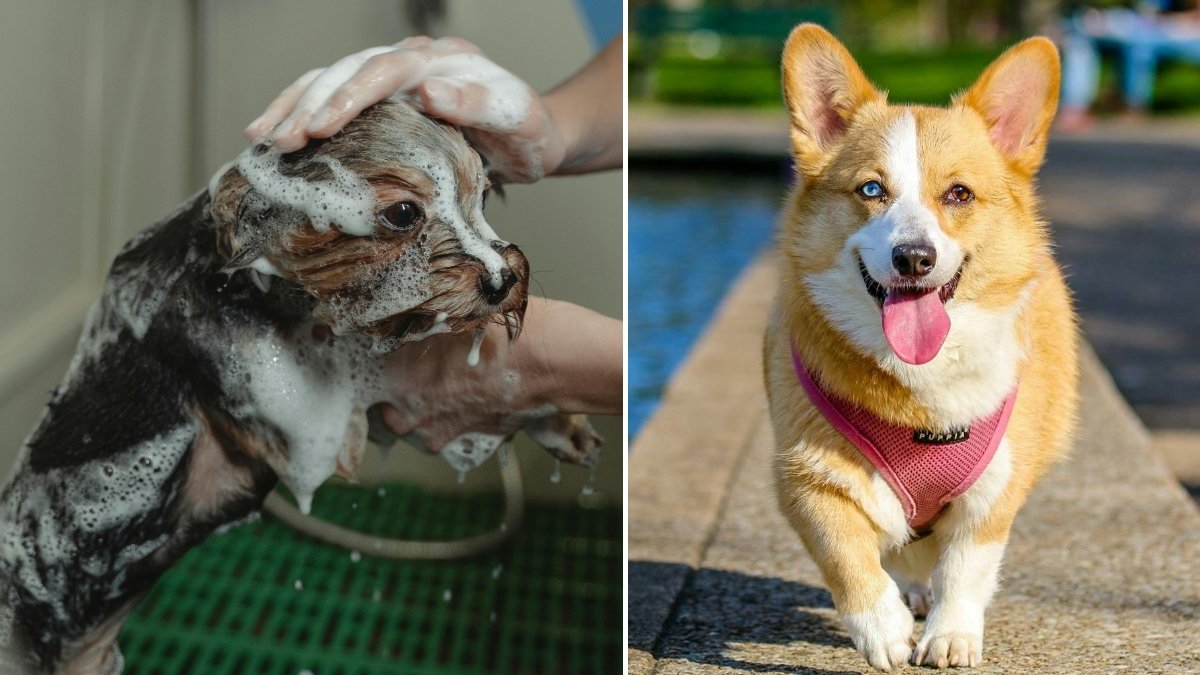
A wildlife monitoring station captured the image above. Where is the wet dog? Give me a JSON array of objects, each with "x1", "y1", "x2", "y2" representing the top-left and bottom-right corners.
[
  {"x1": 765, "y1": 26, "x2": 1078, "y2": 670},
  {"x1": 0, "y1": 99, "x2": 600, "y2": 674}
]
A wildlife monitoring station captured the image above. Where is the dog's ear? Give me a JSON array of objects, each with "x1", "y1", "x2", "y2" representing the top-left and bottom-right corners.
[
  {"x1": 957, "y1": 37, "x2": 1060, "y2": 176},
  {"x1": 781, "y1": 24, "x2": 883, "y2": 175},
  {"x1": 209, "y1": 163, "x2": 302, "y2": 271},
  {"x1": 209, "y1": 166, "x2": 260, "y2": 267}
]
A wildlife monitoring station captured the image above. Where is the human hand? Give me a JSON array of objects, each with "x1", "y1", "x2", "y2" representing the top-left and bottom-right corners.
[
  {"x1": 243, "y1": 36, "x2": 567, "y2": 183},
  {"x1": 373, "y1": 297, "x2": 619, "y2": 466},
  {"x1": 374, "y1": 322, "x2": 601, "y2": 469}
]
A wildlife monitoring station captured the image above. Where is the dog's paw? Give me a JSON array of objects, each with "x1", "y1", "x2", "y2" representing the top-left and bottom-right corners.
[
  {"x1": 912, "y1": 632, "x2": 982, "y2": 668},
  {"x1": 525, "y1": 413, "x2": 602, "y2": 466},
  {"x1": 844, "y1": 593, "x2": 915, "y2": 671}
]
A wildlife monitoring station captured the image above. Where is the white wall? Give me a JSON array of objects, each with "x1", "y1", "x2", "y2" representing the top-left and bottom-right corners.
[
  {"x1": 0, "y1": 0, "x2": 194, "y2": 479},
  {"x1": 0, "y1": 0, "x2": 622, "y2": 504}
]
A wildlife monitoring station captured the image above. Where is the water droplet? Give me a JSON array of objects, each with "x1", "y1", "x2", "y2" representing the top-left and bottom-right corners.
[
  {"x1": 376, "y1": 487, "x2": 386, "y2": 497},
  {"x1": 549, "y1": 461, "x2": 561, "y2": 484},
  {"x1": 294, "y1": 579, "x2": 304, "y2": 591},
  {"x1": 491, "y1": 564, "x2": 503, "y2": 579},
  {"x1": 443, "y1": 589, "x2": 452, "y2": 603},
  {"x1": 349, "y1": 551, "x2": 361, "y2": 563}
]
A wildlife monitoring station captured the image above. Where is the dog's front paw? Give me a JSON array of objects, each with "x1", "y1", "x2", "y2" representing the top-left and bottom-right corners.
[
  {"x1": 912, "y1": 631, "x2": 982, "y2": 668},
  {"x1": 525, "y1": 413, "x2": 602, "y2": 466},
  {"x1": 844, "y1": 593, "x2": 915, "y2": 671}
]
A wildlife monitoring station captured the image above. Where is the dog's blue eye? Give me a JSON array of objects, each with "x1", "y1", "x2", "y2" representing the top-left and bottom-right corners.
[
  {"x1": 379, "y1": 201, "x2": 423, "y2": 232},
  {"x1": 857, "y1": 180, "x2": 886, "y2": 199}
]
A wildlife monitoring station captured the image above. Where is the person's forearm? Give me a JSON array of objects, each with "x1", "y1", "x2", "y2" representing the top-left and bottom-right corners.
[
  {"x1": 542, "y1": 35, "x2": 623, "y2": 175},
  {"x1": 518, "y1": 297, "x2": 623, "y2": 415}
]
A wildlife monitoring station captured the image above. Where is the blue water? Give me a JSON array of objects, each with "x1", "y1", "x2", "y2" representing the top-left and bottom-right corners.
[{"x1": 628, "y1": 167, "x2": 790, "y2": 439}]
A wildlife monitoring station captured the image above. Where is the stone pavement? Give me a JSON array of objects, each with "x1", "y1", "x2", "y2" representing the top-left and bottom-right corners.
[{"x1": 629, "y1": 253, "x2": 1200, "y2": 674}]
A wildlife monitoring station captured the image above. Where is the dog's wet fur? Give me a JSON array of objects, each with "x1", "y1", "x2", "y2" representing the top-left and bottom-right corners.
[{"x1": 0, "y1": 100, "x2": 595, "y2": 673}]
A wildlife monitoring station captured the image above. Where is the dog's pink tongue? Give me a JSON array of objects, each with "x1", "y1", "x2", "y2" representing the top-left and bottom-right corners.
[{"x1": 882, "y1": 288, "x2": 950, "y2": 365}]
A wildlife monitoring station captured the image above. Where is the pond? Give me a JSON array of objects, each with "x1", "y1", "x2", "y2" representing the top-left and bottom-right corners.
[{"x1": 628, "y1": 165, "x2": 790, "y2": 439}]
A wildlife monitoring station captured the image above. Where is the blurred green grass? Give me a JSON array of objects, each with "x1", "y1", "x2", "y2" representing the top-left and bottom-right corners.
[{"x1": 634, "y1": 45, "x2": 1200, "y2": 113}]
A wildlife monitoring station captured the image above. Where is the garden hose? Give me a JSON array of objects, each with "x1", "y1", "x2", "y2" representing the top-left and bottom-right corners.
[{"x1": 262, "y1": 446, "x2": 524, "y2": 560}]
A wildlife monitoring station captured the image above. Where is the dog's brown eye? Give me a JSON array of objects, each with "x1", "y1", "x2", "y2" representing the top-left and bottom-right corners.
[
  {"x1": 379, "y1": 202, "x2": 423, "y2": 232},
  {"x1": 945, "y1": 185, "x2": 974, "y2": 204}
]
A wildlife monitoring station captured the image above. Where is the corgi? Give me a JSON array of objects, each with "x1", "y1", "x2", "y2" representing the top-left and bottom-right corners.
[{"x1": 764, "y1": 25, "x2": 1079, "y2": 670}]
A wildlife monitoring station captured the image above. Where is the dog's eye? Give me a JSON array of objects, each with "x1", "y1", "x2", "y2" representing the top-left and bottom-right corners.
[
  {"x1": 379, "y1": 202, "x2": 423, "y2": 232},
  {"x1": 857, "y1": 180, "x2": 886, "y2": 200},
  {"x1": 944, "y1": 184, "x2": 974, "y2": 204}
]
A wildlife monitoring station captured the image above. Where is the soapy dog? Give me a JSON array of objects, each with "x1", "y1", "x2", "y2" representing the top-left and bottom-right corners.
[{"x1": 0, "y1": 99, "x2": 599, "y2": 674}]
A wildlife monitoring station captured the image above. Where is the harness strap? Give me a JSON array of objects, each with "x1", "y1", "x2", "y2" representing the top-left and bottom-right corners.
[{"x1": 791, "y1": 344, "x2": 1016, "y2": 529}]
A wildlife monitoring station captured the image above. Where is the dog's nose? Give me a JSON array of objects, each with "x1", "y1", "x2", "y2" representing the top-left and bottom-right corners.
[
  {"x1": 483, "y1": 267, "x2": 517, "y2": 305},
  {"x1": 892, "y1": 244, "x2": 937, "y2": 277}
]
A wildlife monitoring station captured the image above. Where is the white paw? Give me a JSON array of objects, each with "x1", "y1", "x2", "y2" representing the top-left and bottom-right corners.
[
  {"x1": 912, "y1": 632, "x2": 982, "y2": 668},
  {"x1": 844, "y1": 593, "x2": 915, "y2": 671}
]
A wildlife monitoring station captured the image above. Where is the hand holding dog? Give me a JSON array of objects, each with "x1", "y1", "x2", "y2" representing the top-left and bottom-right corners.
[
  {"x1": 245, "y1": 36, "x2": 621, "y2": 184},
  {"x1": 378, "y1": 298, "x2": 619, "y2": 462}
]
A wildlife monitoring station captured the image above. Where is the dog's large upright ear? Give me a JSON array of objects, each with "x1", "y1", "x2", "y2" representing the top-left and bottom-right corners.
[
  {"x1": 957, "y1": 37, "x2": 1060, "y2": 176},
  {"x1": 781, "y1": 24, "x2": 883, "y2": 175}
]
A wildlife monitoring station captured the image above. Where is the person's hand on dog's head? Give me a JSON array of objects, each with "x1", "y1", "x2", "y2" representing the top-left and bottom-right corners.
[{"x1": 243, "y1": 36, "x2": 566, "y2": 184}]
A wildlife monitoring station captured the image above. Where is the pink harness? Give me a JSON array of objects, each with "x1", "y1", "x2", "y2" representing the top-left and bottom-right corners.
[{"x1": 791, "y1": 346, "x2": 1016, "y2": 530}]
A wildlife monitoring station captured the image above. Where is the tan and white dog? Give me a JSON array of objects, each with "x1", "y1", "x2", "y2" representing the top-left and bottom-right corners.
[{"x1": 764, "y1": 26, "x2": 1079, "y2": 670}]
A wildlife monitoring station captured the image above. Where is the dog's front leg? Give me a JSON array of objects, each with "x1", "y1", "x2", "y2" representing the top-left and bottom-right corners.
[
  {"x1": 913, "y1": 439, "x2": 1018, "y2": 668},
  {"x1": 780, "y1": 484, "x2": 914, "y2": 671},
  {"x1": 911, "y1": 532, "x2": 1006, "y2": 668}
]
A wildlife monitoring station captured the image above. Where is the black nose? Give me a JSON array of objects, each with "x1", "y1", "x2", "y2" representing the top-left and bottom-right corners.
[
  {"x1": 892, "y1": 244, "x2": 937, "y2": 277},
  {"x1": 483, "y1": 267, "x2": 517, "y2": 305}
]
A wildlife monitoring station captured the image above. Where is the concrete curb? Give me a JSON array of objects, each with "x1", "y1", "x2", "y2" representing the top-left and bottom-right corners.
[
  {"x1": 629, "y1": 253, "x2": 1200, "y2": 674},
  {"x1": 629, "y1": 256, "x2": 778, "y2": 657}
]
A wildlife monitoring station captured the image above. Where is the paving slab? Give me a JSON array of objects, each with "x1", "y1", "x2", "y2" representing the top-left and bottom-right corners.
[{"x1": 629, "y1": 253, "x2": 1200, "y2": 674}]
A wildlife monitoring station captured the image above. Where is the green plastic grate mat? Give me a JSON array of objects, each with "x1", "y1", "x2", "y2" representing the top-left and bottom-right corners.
[{"x1": 119, "y1": 482, "x2": 621, "y2": 674}]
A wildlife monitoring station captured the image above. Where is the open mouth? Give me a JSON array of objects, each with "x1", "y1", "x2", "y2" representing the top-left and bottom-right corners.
[
  {"x1": 856, "y1": 254, "x2": 966, "y2": 366},
  {"x1": 856, "y1": 255, "x2": 963, "y2": 307}
]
